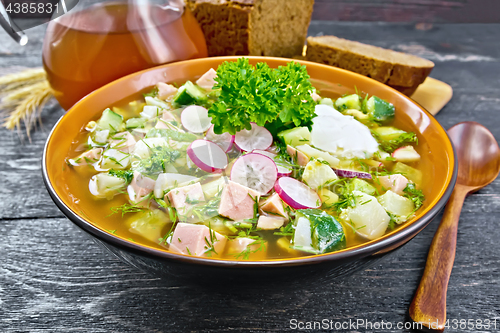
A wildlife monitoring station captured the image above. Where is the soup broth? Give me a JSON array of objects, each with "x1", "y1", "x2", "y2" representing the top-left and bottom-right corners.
[{"x1": 62, "y1": 64, "x2": 432, "y2": 260}]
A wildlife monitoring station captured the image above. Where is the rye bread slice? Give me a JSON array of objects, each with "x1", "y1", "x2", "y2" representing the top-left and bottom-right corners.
[
  {"x1": 305, "y1": 35, "x2": 434, "y2": 92},
  {"x1": 185, "y1": 0, "x2": 314, "y2": 58}
]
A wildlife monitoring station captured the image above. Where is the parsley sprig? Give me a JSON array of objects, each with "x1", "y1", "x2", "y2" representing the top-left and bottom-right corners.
[{"x1": 208, "y1": 58, "x2": 316, "y2": 136}]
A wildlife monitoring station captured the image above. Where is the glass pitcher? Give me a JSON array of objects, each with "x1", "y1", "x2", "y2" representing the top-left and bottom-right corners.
[{"x1": 42, "y1": 0, "x2": 207, "y2": 110}]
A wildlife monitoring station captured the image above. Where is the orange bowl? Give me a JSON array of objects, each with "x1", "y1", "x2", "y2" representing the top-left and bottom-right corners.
[{"x1": 42, "y1": 56, "x2": 456, "y2": 279}]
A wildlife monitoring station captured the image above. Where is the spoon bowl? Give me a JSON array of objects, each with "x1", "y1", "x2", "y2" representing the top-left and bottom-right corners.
[
  {"x1": 410, "y1": 121, "x2": 500, "y2": 331},
  {"x1": 448, "y1": 121, "x2": 500, "y2": 189}
]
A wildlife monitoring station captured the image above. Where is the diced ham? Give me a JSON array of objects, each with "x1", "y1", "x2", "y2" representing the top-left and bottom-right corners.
[
  {"x1": 166, "y1": 182, "x2": 205, "y2": 216},
  {"x1": 310, "y1": 91, "x2": 321, "y2": 102},
  {"x1": 225, "y1": 237, "x2": 266, "y2": 260},
  {"x1": 128, "y1": 171, "x2": 156, "y2": 204},
  {"x1": 286, "y1": 145, "x2": 309, "y2": 166},
  {"x1": 218, "y1": 180, "x2": 260, "y2": 221},
  {"x1": 70, "y1": 148, "x2": 103, "y2": 166},
  {"x1": 260, "y1": 193, "x2": 288, "y2": 219},
  {"x1": 257, "y1": 215, "x2": 286, "y2": 230},
  {"x1": 169, "y1": 223, "x2": 227, "y2": 257},
  {"x1": 110, "y1": 132, "x2": 136, "y2": 153},
  {"x1": 196, "y1": 68, "x2": 217, "y2": 90},
  {"x1": 155, "y1": 112, "x2": 177, "y2": 129},
  {"x1": 156, "y1": 82, "x2": 178, "y2": 99},
  {"x1": 155, "y1": 120, "x2": 169, "y2": 129},
  {"x1": 378, "y1": 174, "x2": 409, "y2": 195}
]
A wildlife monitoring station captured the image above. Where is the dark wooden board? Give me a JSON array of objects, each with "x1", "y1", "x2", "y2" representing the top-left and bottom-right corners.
[
  {"x1": 1, "y1": 22, "x2": 500, "y2": 332},
  {"x1": 312, "y1": 0, "x2": 500, "y2": 24}
]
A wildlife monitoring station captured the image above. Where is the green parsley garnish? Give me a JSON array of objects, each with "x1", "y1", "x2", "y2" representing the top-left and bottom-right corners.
[{"x1": 208, "y1": 58, "x2": 316, "y2": 136}]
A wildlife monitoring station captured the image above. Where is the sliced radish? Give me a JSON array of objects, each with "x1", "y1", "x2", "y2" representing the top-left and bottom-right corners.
[
  {"x1": 187, "y1": 139, "x2": 228, "y2": 173},
  {"x1": 252, "y1": 150, "x2": 293, "y2": 177},
  {"x1": 205, "y1": 125, "x2": 234, "y2": 152},
  {"x1": 266, "y1": 145, "x2": 279, "y2": 154},
  {"x1": 181, "y1": 105, "x2": 212, "y2": 133},
  {"x1": 333, "y1": 169, "x2": 372, "y2": 179},
  {"x1": 234, "y1": 123, "x2": 273, "y2": 152},
  {"x1": 252, "y1": 149, "x2": 276, "y2": 159},
  {"x1": 230, "y1": 153, "x2": 277, "y2": 195},
  {"x1": 274, "y1": 177, "x2": 321, "y2": 209},
  {"x1": 392, "y1": 145, "x2": 421, "y2": 163}
]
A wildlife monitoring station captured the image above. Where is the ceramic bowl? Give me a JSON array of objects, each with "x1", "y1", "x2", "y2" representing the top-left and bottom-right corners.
[{"x1": 43, "y1": 56, "x2": 457, "y2": 281}]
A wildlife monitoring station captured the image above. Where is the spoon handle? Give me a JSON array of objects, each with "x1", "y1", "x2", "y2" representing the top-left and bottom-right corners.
[{"x1": 409, "y1": 185, "x2": 469, "y2": 331}]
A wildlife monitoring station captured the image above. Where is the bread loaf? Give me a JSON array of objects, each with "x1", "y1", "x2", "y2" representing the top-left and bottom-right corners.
[
  {"x1": 185, "y1": 0, "x2": 314, "y2": 57},
  {"x1": 305, "y1": 35, "x2": 434, "y2": 95}
]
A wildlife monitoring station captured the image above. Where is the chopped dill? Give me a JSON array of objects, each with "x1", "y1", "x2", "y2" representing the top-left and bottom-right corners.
[
  {"x1": 371, "y1": 130, "x2": 418, "y2": 153},
  {"x1": 108, "y1": 203, "x2": 146, "y2": 217},
  {"x1": 274, "y1": 223, "x2": 294, "y2": 236},
  {"x1": 109, "y1": 169, "x2": 134, "y2": 183},
  {"x1": 403, "y1": 183, "x2": 425, "y2": 209}
]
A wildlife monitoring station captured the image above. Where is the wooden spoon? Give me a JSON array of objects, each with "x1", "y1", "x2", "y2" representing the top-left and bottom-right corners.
[{"x1": 409, "y1": 121, "x2": 500, "y2": 331}]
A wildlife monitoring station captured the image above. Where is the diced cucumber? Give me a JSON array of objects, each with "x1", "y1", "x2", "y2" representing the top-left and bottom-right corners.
[
  {"x1": 141, "y1": 105, "x2": 163, "y2": 119},
  {"x1": 145, "y1": 96, "x2": 170, "y2": 109},
  {"x1": 348, "y1": 178, "x2": 376, "y2": 196},
  {"x1": 93, "y1": 129, "x2": 109, "y2": 144},
  {"x1": 172, "y1": 81, "x2": 207, "y2": 106},
  {"x1": 293, "y1": 216, "x2": 314, "y2": 252},
  {"x1": 199, "y1": 216, "x2": 237, "y2": 236},
  {"x1": 201, "y1": 176, "x2": 227, "y2": 198},
  {"x1": 94, "y1": 173, "x2": 127, "y2": 199},
  {"x1": 101, "y1": 149, "x2": 130, "y2": 170},
  {"x1": 295, "y1": 209, "x2": 346, "y2": 254},
  {"x1": 393, "y1": 162, "x2": 422, "y2": 186},
  {"x1": 278, "y1": 126, "x2": 311, "y2": 147},
  {"x1": 96, "y1": 108, "x2": 123, "y2": 133},
  {"x1": 126, "y1": 117, "x2": 147, "y2": 129},
  {"x1": 366, "y1": 96, "x2": 395, "y2": 122},
  {"x1": 295, "y1": 144, "x2": 340, "y2": 167},
  {"x1": 318, "y1": 188, "x2": 339, "y2": 206},
  {"x1": 335, "y1": 94, "x2": 361, "y2": 111},
  {"x1": 341, "y1": 191, "x2": 390, "y2": 240},
  {"x1": 127, "y1": 210, "x2": 170, "y2": 243},
  {"x1": 302, "y1": 159, "x2": 338, "y2": 190},
  {"x1": 373, "y1": 126, "x2": 407, "y2": 141},
  {"x1": 319, "y1": 98, "x2": 334, "y2": 108},
  {"x1": 377, "y1": 190, "x2": 415, "y2": 223}
]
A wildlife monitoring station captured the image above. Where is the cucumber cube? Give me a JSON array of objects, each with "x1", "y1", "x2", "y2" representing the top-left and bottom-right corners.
[
  {"x1": 335, "y1": 94, "x2": 361, "y2": 111},
  {"x1": 96, "y1": 108, "x2": 123, "y2": 133},
  {"x1": 278, "y1": 126, "x2": 311, "y2": 147},
  {"x1": 366, "y1": 96, "x2": 395, "y2": 122},
  {"x1": 373, "y1": 126, "x2": 407, "y2": 141},
  {"x1": 172, "y1": 81, "x2": 207, "y2": 106},
  {"x1": 378, "y1": 190, "x2": 415, "y2": 223},
  {"x1": 348, "y1": 178, "x2": 376, "y2": 196},
  {"x1": 393, "y1": 162, "x2": 423, "y2": 186}
]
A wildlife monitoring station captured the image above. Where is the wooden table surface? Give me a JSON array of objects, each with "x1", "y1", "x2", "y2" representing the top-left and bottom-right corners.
[{"x1": 1, "y1": 22, "x2": 499, "y2": 333}]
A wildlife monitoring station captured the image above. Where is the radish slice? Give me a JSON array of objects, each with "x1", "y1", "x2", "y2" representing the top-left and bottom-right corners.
[
  {"x1": 234, "y1": 123, "x2": 273, "y2": 152},
  {"x1": 333, "y1": 169, "x2": 372, "y2": 179},
  {"x1": 205, "y1": 125, "x2": 234, "y2": 152},
  {"x1": 187, "y1": 139, "x2": 228, "y2": 173},
  {"x1": 252, "y1": 150, "x2": 293, "y2": 177},
  {"x1": 392, "y1": 145, "x2": 421, "y2": 163},
  {"x1": 230, "y1": 153, "x2": 277, "y2": 195},
  {"x1": 181, "y1": 105, "x2": 212, "y2": 133},
  {"x1": 275, "y1": 177, "x2": 321, "y2": 209},
  {"x1": 252, "y1": 149, "x2": 276, "y2": 159}
]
